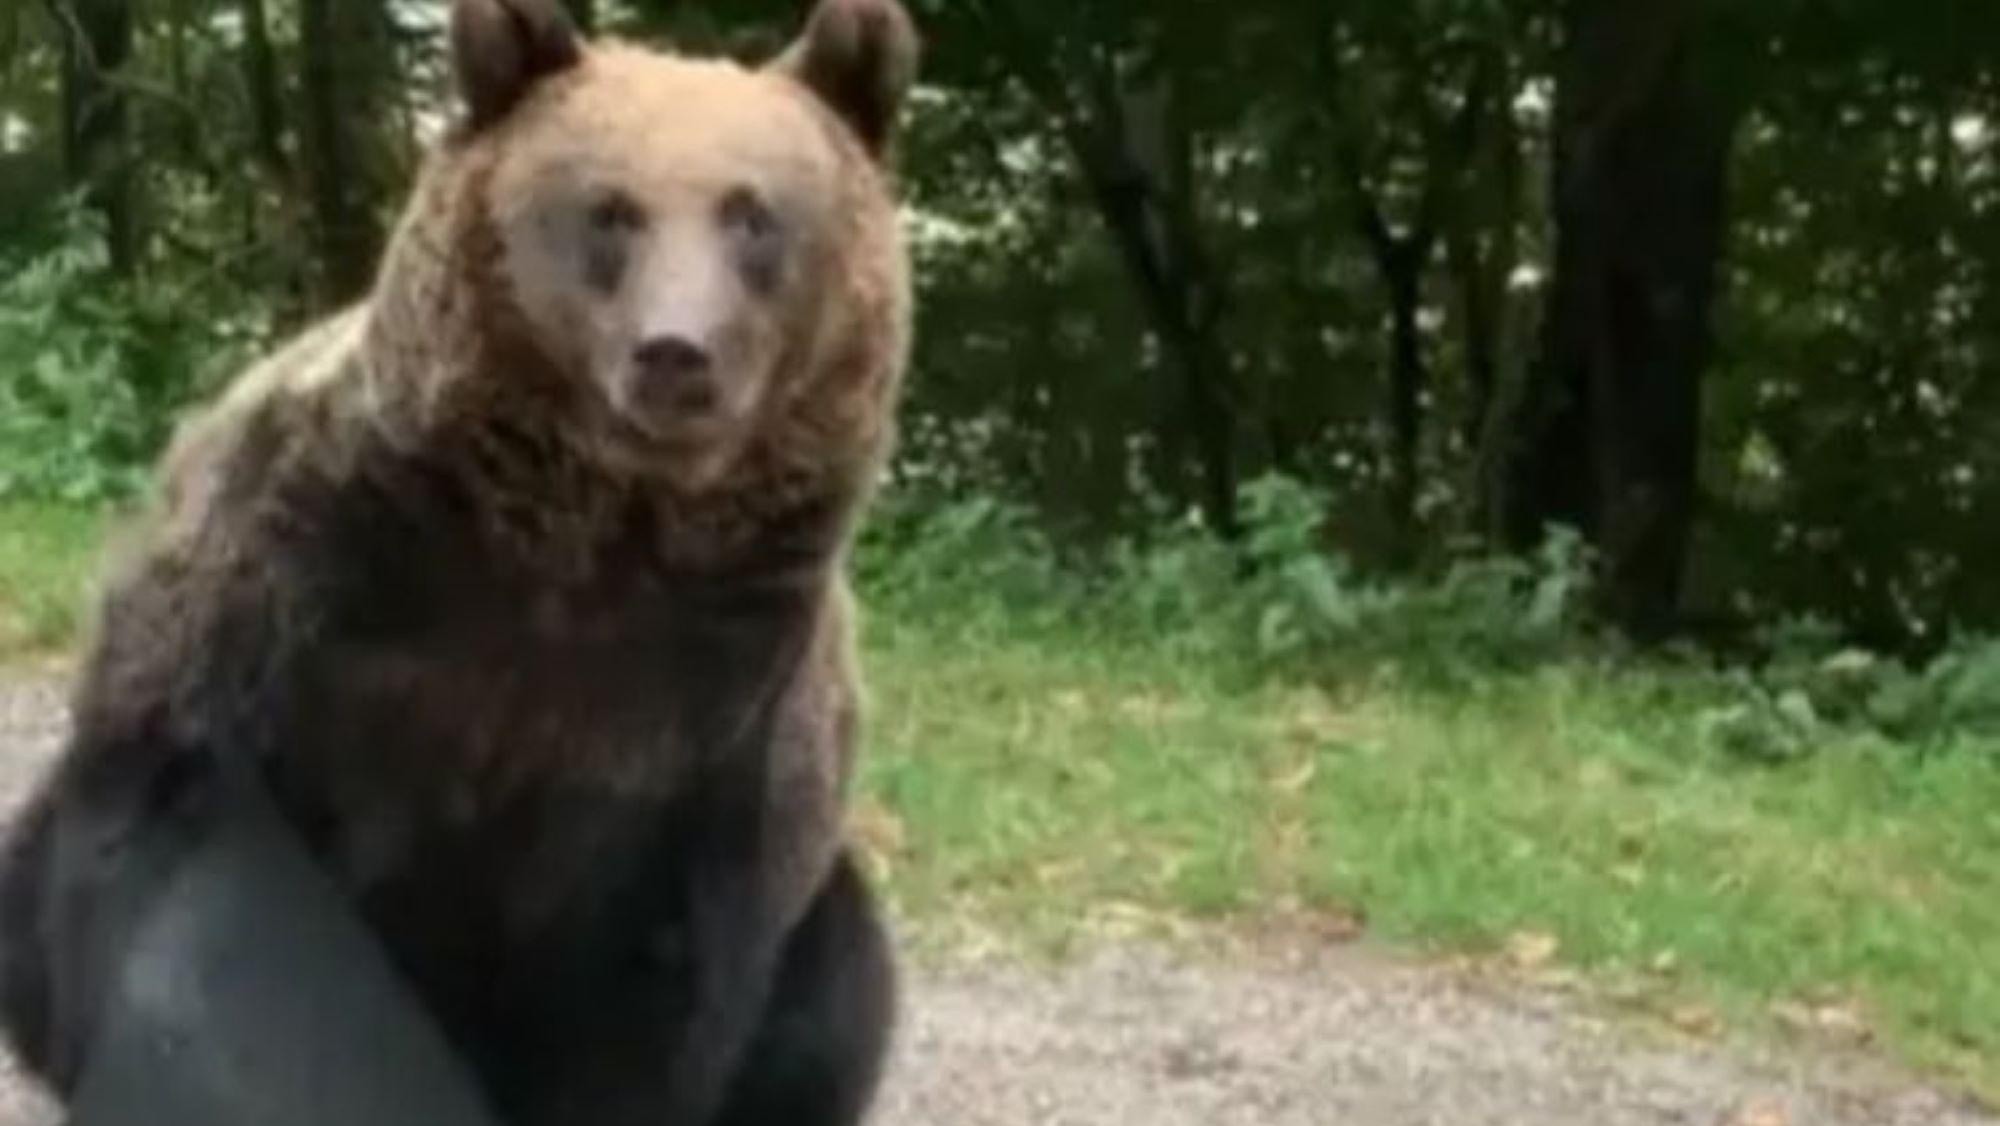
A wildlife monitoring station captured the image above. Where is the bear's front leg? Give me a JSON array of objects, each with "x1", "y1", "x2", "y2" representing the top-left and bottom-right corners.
[
  {"x1": 654, "y1": 848, "x2": 793, "y2": 1126},
  {"x1": 516, "y1": 816, "x2": 791, "y2": 1126},
  {"x1": 711, "y1": 853, "x2": 896, "y2": 1126}
]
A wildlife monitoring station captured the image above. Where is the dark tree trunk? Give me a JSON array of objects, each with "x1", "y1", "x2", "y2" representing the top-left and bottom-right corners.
[
  {"x1": 1066, "y1": 76, "x2": 1239, "y2": 536},
  {"x1": 1338, "y1": 51, "x2": 1488, "y2": 566},
  {"x1": 1448, "y1": 71, "x2": 1518, "y2": 457},
  {"x1": 1493, "y1": 0, "x2": 1738, "y2": 640},
  {"x1": 1448, "y1": 227, "x2": 1499, "y2": 457},
  {"x1": 1346, "y1": 172, "x2": 1438, "y2": 567},
  {"x1": 1155, "y1": 84, "x2": 1239, "y2": 539},
  {"x1": 1369, "y1": 236, "x2": 1429, "y2": 565},
  {"x1": 49, "y1": 0, "x2": 136, "y2": 273},
  {"x1": 957, "y1": 3, "x2": 1240, "y2": 535},
  {"x1": 1352, "y1": 184, "x2": 1445, "y2": 567},
  {"x1": 241, "y1": 0, "x2": 289, "y2": 180},
  {"x1": 242, "y1": 0, "x2": 319, "y2": 319},
  {"x1": 165, "y1": 0, "x2": 198, "y2": 164},
  {"x1": 1452, "y1": 50, "x2": 1523, "y2": 534},
  {"x1": 298, "y1": 0, "x2": 386, "y2": 306}
]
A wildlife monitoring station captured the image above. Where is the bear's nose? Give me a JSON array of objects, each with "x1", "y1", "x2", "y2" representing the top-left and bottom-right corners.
[
  {"x1": 633, "y1": 334, "x2": 713, "y2": 381},
  {"x1": 631, "y1": 335, "x2": 717, "y2": 412}
]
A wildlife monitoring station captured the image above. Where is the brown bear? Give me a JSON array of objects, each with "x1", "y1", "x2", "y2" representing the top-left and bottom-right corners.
[{"x1": 0, "y1": 0, "x2": 918, "y2": 1123}]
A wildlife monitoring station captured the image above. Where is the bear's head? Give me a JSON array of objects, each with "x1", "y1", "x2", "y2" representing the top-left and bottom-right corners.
[{"x1": 369, "y1": 0, "x2": 918, "y2": 505}]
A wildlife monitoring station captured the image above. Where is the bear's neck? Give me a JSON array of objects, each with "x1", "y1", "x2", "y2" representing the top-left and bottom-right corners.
[{"x1": 353, "y1": 376, "x2": 867, "y2": 587}]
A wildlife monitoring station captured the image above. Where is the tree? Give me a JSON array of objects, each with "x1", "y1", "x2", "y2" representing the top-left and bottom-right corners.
[
  {"x1": 45, "y1": 0, "x2": 135, "y2": 273},
  {"x1": 4, "y1": 0, "x2": 1998, "y2": 646},
  {"x1": 297, "y1": 0, "x2": 389, "y2": 306},
  {"x1": 1493, "y1": 0, "x2": 1740, "y2": 639},
  {"x1": 240, "y1": 0, "x2": 288, "y2": 181},
  {"x1": 1316, "y1": 8, "x2": 1502, "y2": 562},
  {"x1": 955, "y1": 1, "x2": 1247, "y2": 535}
]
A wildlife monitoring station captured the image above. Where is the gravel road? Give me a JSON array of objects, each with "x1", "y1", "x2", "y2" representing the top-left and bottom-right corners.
[{"x1": 1, "y1": 675, "x2": 1992, "y2": 1126}]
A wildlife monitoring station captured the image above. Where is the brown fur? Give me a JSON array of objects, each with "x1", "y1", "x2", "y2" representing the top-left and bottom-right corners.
[
  {"x1": 157, "y1": 45, "x2": 909, "y2": 577},
  {"x1": 1, "y1": 3, "x2": 919, "y2": 1122}
]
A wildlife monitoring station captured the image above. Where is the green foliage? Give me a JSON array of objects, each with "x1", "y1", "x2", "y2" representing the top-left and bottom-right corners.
[
  {"x1": 0, "y1": 207, "x2": 261, "y2": 503},
  {"x1": 1704, "y1": 627, "x2": 2000, "y2": 765},
  {"x1": 855, "y1": 487, "x2": 1068, "y2": 617},
  {"x1": 853, "y1": 510, "x2": 2000, "y2": 1102},
  {"x1": 861, "y1": 475, "x2": 1598, "y2": 685},
  {"x1": 844, "y1": 479, "x2": 2000, "y2": 1095},
  {"x1": 0, "y1": 500, "x2": 106, "y2": 657},
  {"x1": 860, "y1": 479, "x2": 2000, "y2": 767},
  {"x1": 1229, "y1": 474, "x2": 1595, "y2": 673},
  {"x1": 0, "y1": 221, "x2": 151, "y2": 502},
  {"x1": 3, "y1": 0, "x2": 1997, "y2": 645}
]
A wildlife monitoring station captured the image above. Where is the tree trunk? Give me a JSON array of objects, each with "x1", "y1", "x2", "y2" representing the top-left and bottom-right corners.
[
  {"x1": 241, "y1": 0, "x2": 289, "y2": 179},
  {"x1": 1378, "y1": 241, "x2": 1427, "y2": 565},
  {"x1": 242, "y1": 0, "x2": 320, "y2": 318},
  {"x1": 1448, "y1": 227, "x2": 1499, "y2": 456},
  {"x1": 1493, "y1": 0, "x2": 1737, "y2": 640},
  {"x1": 1335, "y1": 48, "x2": 1488, "y2": 566},
  {"x1": 165, "y1": 0, "x2": 199, "y2": 165},
  {"x1": 1453, "y1": 50, "x2": 1523, "y2": 535},
  {"x1": 1351, "y1": 179, "x2": 1442, "y2": 566},
  {"x1": 49, "y1": 0, "x2": 136, "y2": 273},
  {"x1": 960, "y1": 3, "x2": 1240, "y2": 535},
  {"x1": 1448, "y1": 72, "x2": 1518, "y2": 456},
  {"x1": 1155, "y1": 82, "x2": 1239, "y2": 539},
  {"x1": 298, "y1": 0, "x2": 386, "y2": 306},
  {"x1": 1065, "y1": 75, "x2": 1240, "y2": 536}
]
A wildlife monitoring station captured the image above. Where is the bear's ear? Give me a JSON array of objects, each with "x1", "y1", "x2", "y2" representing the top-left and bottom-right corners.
[
  {"x1": 450, "y1": 0, "x2": 582, "y2": 130},
  {"x1": 770, "y1": 0, "x2": 919, "y2": 159}
]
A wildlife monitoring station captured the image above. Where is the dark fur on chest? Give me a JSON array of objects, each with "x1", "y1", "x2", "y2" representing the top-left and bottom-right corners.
[
  {"x1": 58, "y1": 433, "x2": 850, "y2": 1083},
  {"x1": 285, "y1": 449, "x2": 835, "y2": 785}
]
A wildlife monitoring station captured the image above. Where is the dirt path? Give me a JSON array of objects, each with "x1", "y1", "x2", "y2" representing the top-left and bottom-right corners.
[{"x1": 0, "y1": 676, "x2": 1991, "y2": 1126}]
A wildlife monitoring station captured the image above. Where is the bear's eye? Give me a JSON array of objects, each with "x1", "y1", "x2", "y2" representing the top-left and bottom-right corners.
[
  {"x1": 587, "y1": 190, "x2": 647, "y2": 235},
  {"x1": 718, "y1": 186, "x2": 785, "y2": 295},
  {"x1": 719, "y1": 187, "x2": 777, "y2": 241},
  {"x1": 582, "y1": 189, "x2": 645, "y2": 293}
]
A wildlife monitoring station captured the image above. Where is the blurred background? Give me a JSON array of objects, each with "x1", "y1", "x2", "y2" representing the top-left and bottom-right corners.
[{"x1": 2, "y1": 0, "x2": 1995, "y2": 651}]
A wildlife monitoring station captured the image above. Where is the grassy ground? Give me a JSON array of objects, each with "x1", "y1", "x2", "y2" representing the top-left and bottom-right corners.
[
  {"x1": 4, "y1": 499, "x2": 1997, "y2": 1102},
  {"x1": 860, "y1": 607, "x2": 2000, "y2": 1100},
  {"x1": 0, "y1": 501, "x2": 106, "y2": 659}
]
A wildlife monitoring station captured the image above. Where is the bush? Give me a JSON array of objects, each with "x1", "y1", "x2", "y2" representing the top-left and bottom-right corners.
[
  {"x1": 1702, "y1": 624, "x2": 2000, "y2": 763},
  {"x1": 856, "y1": 474, "x2": 2000, "y2": 761},
  {"x1": 1224, "y1": 474, "x2": 1596, "y2": 676},
  {"x1": 855, "y1": 486, "x2": 1068, "y2": 619},
  {"x1": 0, "y1": 204, "x2": 264, "y2": 503},
  {"x1": 858, "y1": 472, "x2": 1600, "y2": 683}
]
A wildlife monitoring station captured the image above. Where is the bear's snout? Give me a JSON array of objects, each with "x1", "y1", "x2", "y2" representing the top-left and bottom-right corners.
[
  {"x1": 640, "y1": 334, "x2": 720, "y2": 396},
  {"x1": 631, "y1": 334, "x2": 719, "y2": 414}
]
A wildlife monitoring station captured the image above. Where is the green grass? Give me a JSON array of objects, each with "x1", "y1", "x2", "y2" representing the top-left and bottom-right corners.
[
  {"x1": 3, "y1": 499, "x2": 1997, "y2": 1101},
  {"x1": 0, "y1": 500, "x2": 107, "y2": 660},
  {"x1": 858, "y1": 605, "x2": 2000, "y2": 1102}
]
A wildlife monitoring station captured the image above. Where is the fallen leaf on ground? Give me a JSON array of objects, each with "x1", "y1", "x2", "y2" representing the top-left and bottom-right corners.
[
  {"x1": 1669, "y1": 1003, "x2": 1722, "y2": 1038},
  {"x1": 1272, "y1": 758, "x2": 1318, "y2": 793},
  {"x1": 1505, "y1": 930, "x2": 1560, "y2": 970},
  {"x1": 1721, "y1": 1096, "x2": 1790, "y2": 1126},
  {"x1": 1774, "y1": 998, "x2": 1872, "y2": 1045}
]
